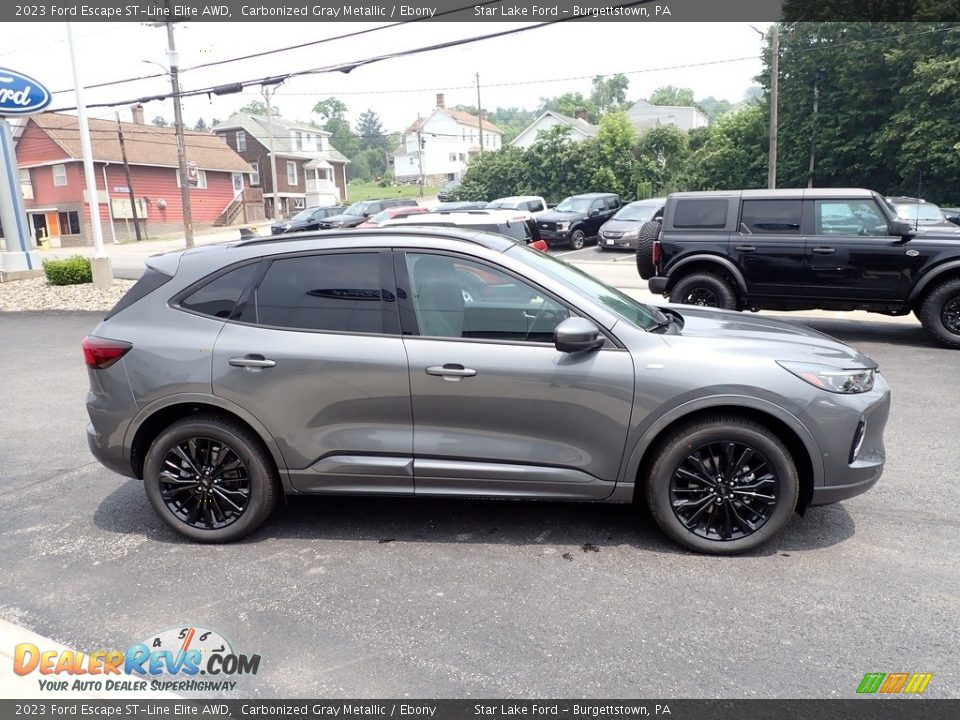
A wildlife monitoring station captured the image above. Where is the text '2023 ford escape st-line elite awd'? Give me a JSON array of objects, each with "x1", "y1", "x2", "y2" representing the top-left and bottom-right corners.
[{"x1": 83, "y1": 228, "x2": 890, "y2": 554}]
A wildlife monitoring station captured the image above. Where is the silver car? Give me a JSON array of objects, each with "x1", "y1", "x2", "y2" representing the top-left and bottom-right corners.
[{"x1": 84, "y1": 228, "x2": 890, "y2": 554}]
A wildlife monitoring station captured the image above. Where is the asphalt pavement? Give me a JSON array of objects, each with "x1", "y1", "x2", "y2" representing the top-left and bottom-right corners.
[{"x1": 0, "y1": 309, "x2": 957, "y2": 699}]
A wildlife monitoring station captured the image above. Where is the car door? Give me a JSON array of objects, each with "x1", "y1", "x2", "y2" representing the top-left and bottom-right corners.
[
  {"x1": 212, "y1": 250, "x2": 414, "y2": 494},
  {"x1": 583, "y1": 198, "x2": 607, "y2": 236},
  {"x1": 803, "y1": 198, "x2": 904, "y2": 299},
  {"x1": 732, "y1": 198, "x2": 806, "y2": 297},
  {"x1": 396, "y1": 250, "x2": 635, "y2": 499}
]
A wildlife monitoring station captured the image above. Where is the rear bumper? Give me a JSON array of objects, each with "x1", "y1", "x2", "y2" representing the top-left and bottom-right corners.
[
  {"x1": 648, "y1": 276, "x2": 668, "y2": 294},
  {"x1": 87, "y1": 421, "x2": 135, "y2": 478}
]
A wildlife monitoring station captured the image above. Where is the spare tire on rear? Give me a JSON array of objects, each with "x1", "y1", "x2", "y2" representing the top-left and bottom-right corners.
[{"x1": 636, "y1": 219, "x2": 661, "y2": 280}]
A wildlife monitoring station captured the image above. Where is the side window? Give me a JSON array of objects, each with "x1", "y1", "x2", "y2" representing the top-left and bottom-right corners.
[
  {"x1": 816, "y1": 200, "x2": 888, "y2": 237},
  {"x1": 604, "y1": 197, "x2": 619, "y2": 210},
  {"x1": 740, "y1": 200, "x2": 802, "y2": 234},
  {"x1": 241, "y1": 253, "x2": 385, "y2": 333},
  {"x1": 591, "y1": 199, "x2": 604, "y2": 212},
  {"x1": 673, "y1": 199, "x2": 728, "y2": 229},
  {"x1": 180, "y1": 263, "x2": 258, "y2": 319},
  {"x1": 405, "y1": 253, "x2": 569, "y2": 343}
]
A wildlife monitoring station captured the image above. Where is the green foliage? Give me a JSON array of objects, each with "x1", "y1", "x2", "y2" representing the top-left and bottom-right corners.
[
  {"x1": 348, "y1": 147, "x2": 388, "y2": 182},
  {"x1": 355, "y1": 110, "x2": 390, "y2": 152},
  {"x1": 638, "y1": 125, "x2": 690, "y2": 193},
  {"x1": 649, "y1": 86, "x2": 699, "y2": 109},
  {"x1": 312, "y1": 97, "x2": 359, "y2": 158},
  {"x1": 590, "y1": 74, "x2": 630, "y2": 115},
  {"x1": 311, "y1": 98, "x2": 348, "y2": 122},
  {"x1": 193, "y1": 118, "x2": 208, "y2": 131},
  {"x1": 151, "y1": 116, "x2": 168, "y2": 128},
  {"x1": 238, "y1": 100, "x2": 281, "y2": 117},
  {"x1": 681, "y1": 105, "x2": 769, "y2": 191},
  {"x1": 43, "y1": 256, "x2": 92, "y2": 286},
  {"x1": 537, "y1": 92, "x2": 598, "y2": 123},
  {"x1": 451, "y1": 105, "x2": 536, "y2": 144}
]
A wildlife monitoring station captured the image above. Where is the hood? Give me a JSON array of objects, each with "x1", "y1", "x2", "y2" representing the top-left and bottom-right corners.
[
  {"x1": 909, "y1": 223, "x2": 960, "y2": 236},
  {"x1": 320, "y1": 214, "x2": 364, "y2": 226},
  {"x1": 537, "y1": 209, "x2": 585, "y2": 222},
  {"x1": 659, "y1": 306, "x2": 876, "y2": 367}
]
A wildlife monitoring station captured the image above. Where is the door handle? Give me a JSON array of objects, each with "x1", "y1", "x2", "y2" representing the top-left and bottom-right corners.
[
  {"x1": 426, "y1": 364, "x2": 477, "y2": 380},
  {"x1": 229, "y1": 354, "x2": 277, "y2": 369},
  {"x1": 735, "y1": 245, "x2": 757, "y2": 252},
  {"x1": 811, "y1": 247, "x2": 836, "y2": 255}
]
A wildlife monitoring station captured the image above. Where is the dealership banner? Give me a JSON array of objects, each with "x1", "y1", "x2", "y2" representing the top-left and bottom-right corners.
[{"x1": 7, "y1": 0, "x2": 960, "y2": 23}]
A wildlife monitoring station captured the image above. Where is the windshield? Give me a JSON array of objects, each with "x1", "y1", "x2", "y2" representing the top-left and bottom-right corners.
[
  {"x1": 367, "y1": 210, "x2": 392, "y2": 224},
  {"x1": 893, "y1": 202, "x2": 946, "y2": 224},
  {"x1": 613, "y1": 203, "x2": 659, "y2": 222},
  {"x1": 343, "y1": 202, "x2": 372, "y2": 217},
  {"x1": 555, "y1": 197, "x2": 593, "y2": 213},
  {"x1": 289, "y1": 208, "x2": 316, "y2": 223},
  {"x1": 506, "y1": 244, "x2": 662, "y2": 330}
]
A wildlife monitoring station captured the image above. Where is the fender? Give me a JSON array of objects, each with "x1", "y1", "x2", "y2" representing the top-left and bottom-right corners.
[
  {"x1": 123, "y1": 392, "x2": 289, "y2": 477},
  {"x1": 617, "y1": 394, "x2": 826, "y2": 492},
  {"x1": 908, "y1": 259, "x2": 960, "y2": 301},
  {"x1": 665, "y1": 253, "x2": 749, "y2": 295}
]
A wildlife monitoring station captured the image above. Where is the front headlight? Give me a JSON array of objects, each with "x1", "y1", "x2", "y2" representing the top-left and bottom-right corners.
[
  {"x1": 556, "y1": 222, "x2": 570, "y2": 232},
  {"x1": 778, "y1": 361, "x2": 875, "y2": 394},
  {"x1": 622, "y1": 228, "x2": 641, "y2": 239}
]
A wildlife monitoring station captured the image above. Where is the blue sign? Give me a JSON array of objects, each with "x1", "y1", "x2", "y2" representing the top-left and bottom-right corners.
[{"x1": 0, "y1": 67, "x2": 51, "y2": 116}]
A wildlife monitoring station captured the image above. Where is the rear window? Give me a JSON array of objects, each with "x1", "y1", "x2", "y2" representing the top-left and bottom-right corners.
[
  {"x1": 104, "y1": 267, "x2": 172, "y2": 320},
  {"x1": 673, "y1": 199, "x2": 728, "y2": 229},
  {"x1": 739, "y1": 200, "x2": 802, "y2": 234},
  {"x1": 179, "y1": 263, "x2": 258, "y2": 319}
]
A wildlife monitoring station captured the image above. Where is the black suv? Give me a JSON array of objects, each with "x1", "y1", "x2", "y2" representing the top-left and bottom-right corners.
[
  {"x1": 271, "y1": 205, "x2": 347, "y2": 235},
  {"x1": 536, "y1": 193, "x2": 622, "y2": 249},
  {"x1": 318, "y1": 199, "x2": 418, "y2": 229},
  {"x1": 642, "y1": 188, "x2": 960, "y2": 347}
]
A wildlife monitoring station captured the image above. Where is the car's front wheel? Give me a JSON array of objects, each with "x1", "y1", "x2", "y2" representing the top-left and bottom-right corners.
[
  {"x1": 646, "y1": 416, "x2": 799, "y2": 554},
  {"x1": 143, "y1": 414, "x2": 279, "y2": 542},
  {"x1": 569, "y1": 229, "x2": 587, "y2": 250},
  {"x1": 918, "y1": 277, "x2": 960, "y2": 348},
  {"x1": 669, "y1": 272, "x2": 738, "y2": 310}
]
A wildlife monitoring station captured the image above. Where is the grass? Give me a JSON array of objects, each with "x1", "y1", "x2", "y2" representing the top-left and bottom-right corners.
[{"x1": 344, "y1": 182, "x2": 440, "y2": 203}]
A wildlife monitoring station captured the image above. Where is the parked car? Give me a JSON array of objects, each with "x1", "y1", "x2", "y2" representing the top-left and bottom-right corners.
[
  {"x1": 437, "y1": 180, "x2": 461, "y2": 202},
  {"x1": 270, "y1": 206, "x2": 346, "y2": 235},
  {"x1": 643, "y1": 188, "x2": 960, "y2": 347},
  {"x1": 941, "y1": 207, "x2": 960, "y2": 225},
  {"x1": 355, "y1": 205, "x2": 429, "y2": 228},
  {"x1": 884, "y1": 196, "x2": 960, "y2": 236},
  {"x1": 433, "y1": 201, "x2": 489, "y2": 211},
  {"x1": 318, "y1": 199, "x2": 418, "y2": 229},
  {"x1": 381, "y1": 209, "x2": 548, "y2": 251},
  {"x1": 84, "y1": 227, "x2": 890, "y2": 553},
  {"x1": 598, "y1": 198, "x2": 666, "y2": 250},
  {"x1": 535, "y1": 193, "x2": 622, "y2": 249},
  {"x1": 486, "y1": 196, "x2": 549, "y2": 213}
]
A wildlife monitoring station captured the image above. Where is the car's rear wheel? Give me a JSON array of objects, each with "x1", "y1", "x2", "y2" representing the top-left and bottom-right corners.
[
  {"x1": 569, "y1": 229, "x2": 587, "y2": 250},
  {"x1": 143, "y1": 414, "x2": 279, "y2": 543},
  {"x1": 636, "y1": 220, "x2": 661, "y2": 280},
  {"x1": 669, "y1": 272, "x2": 738, "y2": 310},
  {"x1": 646, "y1": 416, "x2": 799, "y2": 555},
  {"x1": 918, "y1": 277, "x2": 960, "y2": 348}
]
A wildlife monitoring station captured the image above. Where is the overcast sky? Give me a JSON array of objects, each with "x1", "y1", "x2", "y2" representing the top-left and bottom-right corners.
[{"x1": 6, "y1": 21, "x2": 770, "y2": 132}]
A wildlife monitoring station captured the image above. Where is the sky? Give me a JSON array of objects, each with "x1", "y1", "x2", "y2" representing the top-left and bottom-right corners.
[{"x1": 5, "y1": 21, "x2": 771, "y2": 132}]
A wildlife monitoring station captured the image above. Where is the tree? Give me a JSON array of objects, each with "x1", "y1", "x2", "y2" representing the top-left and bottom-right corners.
[
  {"x1": 590, "y1": 74, "x2": 630, "y2": 115},
  {"x1": 194, "y1": 118, "x2": 208, "y2": 131},
  {"x1": 698, "y1": 97, "x2": 733, "y2": 121},
  {"x1": 238, "y1": 99, "x2": 282, "y2": 117},
  {"x1": 355, "y1": 109, "x2": 390, "y2": 152},
  {"x1": 681, "y1": 104, "x2": 768, "y2": 191},
  {"x1": 638, "y1": 125, "x2": 690, "y2": 193},
  {"x1": 589, "y1": 112, "x2": 655, "y2": 199},
  {"x1": 649, "y1": 86, "x2": 698, "y2": 108},
  {"x1": 536, "y1": 92, "x2": 598, "y2": 123},
  {"x1": 312, "y1": 98, "x2": 349, "y2": 122},
  {"x1": 312, "y1": 97, "x2": 358, "y2": 158},
  {"x1": 457, "y1": 145, "x2": 529, "y2": 202},
  {"x1": 151, "y1": 115, "x2": 169, "y2": 127}
]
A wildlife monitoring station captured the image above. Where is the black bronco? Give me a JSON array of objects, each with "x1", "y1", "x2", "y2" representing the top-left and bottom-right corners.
[{"x1": 639, "y1": 188, "x2": 960, "y2": 347}]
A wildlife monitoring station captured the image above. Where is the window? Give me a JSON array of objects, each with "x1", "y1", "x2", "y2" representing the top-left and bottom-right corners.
[
  {"x1": 673, "y1": 198, "x2": 728, "y2": 229},
  {"x1": 52, "y1": 164, "x2": 67, "y2": 187},
  {"x1": 235, "y1": 130, "x2": 246, "y2": 152},
  {"x1": 815, "y1": 200, "x2": 888, "y2": 237},
  {"x1": 250, "y1": 161, "x2": 260, "y2": 186},
  {"x1": 603, "y1": 197, "x2": 619, "y2": 210},
  {"x1": 242, "y1": 253, "x2": 384, "y2": 333},
  {"x1": 180, "y1": 263, "x2": 258, "y2": 319},
  {"x1": 286, "y1": 161, "x2": 297, "y2": 186},
  {"x1": 740, "y1": 200, "x2": 802, "y2": 234},
  {"x1": 449, "y1": 153, "x2": 458, "y2": 162},
  {"x1": 19, "y1": 168, "x2": 33, "y2": 199},
  {"x1": 176, "y1": 169, "x2": 207, "y2": 189},
  {"x1": 405, "y1": 253, "x2": 569, "y2": 342},
  {"x1": 591, "y1": 200, "x2": 605, "y2": 212},
  {"x1": 58, "y1": 211, "x2": 80, "y2": 235}
]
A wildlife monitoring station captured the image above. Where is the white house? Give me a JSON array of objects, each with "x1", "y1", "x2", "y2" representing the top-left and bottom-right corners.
[
  {"x1": 626, "y1": 99, "x2": 710, "y2": 132},
  {"x1": 510, "y1": 110, "x2": 599, "y2": 149},
  {"x1": 392, "y1": 94, "x2": 502, "y2": 184}
]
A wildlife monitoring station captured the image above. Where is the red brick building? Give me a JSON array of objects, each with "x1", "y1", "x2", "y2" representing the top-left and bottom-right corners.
[{"x1": 15, "y1": 110, "x2": 261, "y2": 247}]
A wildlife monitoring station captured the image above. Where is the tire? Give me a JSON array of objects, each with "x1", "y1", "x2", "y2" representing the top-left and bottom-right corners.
[
  {"x1": 645, "y1": 416, "x2": 799, "y2": 555},
  {"x1": 143, "y1": 414, "x2": 279, "y2": 543},
  {"x1": 569, "y1": 229, "x2": 586, "y2": 250},
  {"x1": 917, "y1": 277, "x2": 960, "y2": 348},
  {"x1": 636, "y1": 220, "x2": 661, "y2": 280},
  {"x1": 669, "y1": 272, "x2": 738, "y2": 310}
]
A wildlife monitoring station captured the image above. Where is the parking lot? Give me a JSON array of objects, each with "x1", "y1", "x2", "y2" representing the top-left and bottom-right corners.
[{"x1": 1, "y1": 304, "x2": 957, "y2": 699}]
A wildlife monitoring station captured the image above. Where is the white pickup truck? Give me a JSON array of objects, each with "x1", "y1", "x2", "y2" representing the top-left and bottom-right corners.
[{"x1": 485, "y1": 196, "x2": 549, "y2": 213}]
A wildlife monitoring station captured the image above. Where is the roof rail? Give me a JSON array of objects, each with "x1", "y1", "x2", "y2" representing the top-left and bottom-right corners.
[{"x1": 234, "y1": 226, "x2": 514, "y2": 251}]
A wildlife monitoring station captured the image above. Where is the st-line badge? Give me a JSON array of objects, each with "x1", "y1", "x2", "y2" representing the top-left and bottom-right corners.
[{"x1": 12, "y1": 625, "x2": 261, "y2": 693}]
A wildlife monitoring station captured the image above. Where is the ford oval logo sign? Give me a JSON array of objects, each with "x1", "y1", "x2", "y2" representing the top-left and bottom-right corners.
[{"x1": 0, "y1": 67, "x2": 51, "y2": 116}]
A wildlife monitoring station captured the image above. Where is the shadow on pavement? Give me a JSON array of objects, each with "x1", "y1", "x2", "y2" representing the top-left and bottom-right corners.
[{"x1": 779, "y1": 316, "x2": 940, "y2": 350}]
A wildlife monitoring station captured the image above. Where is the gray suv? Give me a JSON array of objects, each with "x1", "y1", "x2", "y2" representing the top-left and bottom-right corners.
[{"x1": 84, "y1": 228, "x2": 890, "y2": 554}]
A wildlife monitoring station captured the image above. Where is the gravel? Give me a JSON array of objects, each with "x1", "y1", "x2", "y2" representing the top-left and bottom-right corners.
[{"x1": 0, "y1": 277, "x2": 135, "y2": 313}]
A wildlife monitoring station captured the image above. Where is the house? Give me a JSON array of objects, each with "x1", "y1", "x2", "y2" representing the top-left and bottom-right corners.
[
  {"x1": 14, "y1": 107, "x2": 259, "y2": 247},
  {"x1": 626, "y1": 99, "x2": 710, "y2": 133},
  {"x1": 510, "y1": 109, "x2": 598, "y2": 149},
  {"x1": 392, "y1": 94, "x2": 502, "y2": 184},
  {"x1": 213, "y1": 113, "x2": 349, "y2": 219}
]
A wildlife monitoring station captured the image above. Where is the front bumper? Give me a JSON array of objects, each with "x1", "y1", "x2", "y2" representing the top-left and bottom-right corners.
[
  {"x1": 648, "y1": 276, "x2": 668, "y2": 294},
  {"x1": 599, "y1": 235, "x2": 634, "y2": 249},
  {"x1": 809, "y1": 471, "x2": 881, "y2": 506},
  {"x1": 540, "y1": 230, "x2": 572, "y2": 246}
]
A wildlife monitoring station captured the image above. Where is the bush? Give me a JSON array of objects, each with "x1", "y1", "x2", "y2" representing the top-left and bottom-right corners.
[{"x1": 43, "y1": 255, "x2": 93, "y2": 286}]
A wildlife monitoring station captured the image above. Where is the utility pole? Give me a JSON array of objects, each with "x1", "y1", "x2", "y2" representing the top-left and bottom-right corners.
[
  {"x1": 262, "y1": 83, "x2": 281, "y2": 219},
  {"x1": 115, "y1": 114, "x2": 142, "y2": 241},
  {"x1": 767, "y1": 24, "x2": 779, "y2": 189},
  {"x1": 807, "y1": 71, "x2": 820, "y2": 189},
  {"x1": 476, "y1": 72, "x2": 484, "y2": 153},
  {"x1": 165, "y1": 19, "x2": 194, "y2": 248},
  {"x1": 415, "y1": 113, "x2": 425, "y2": 197}
]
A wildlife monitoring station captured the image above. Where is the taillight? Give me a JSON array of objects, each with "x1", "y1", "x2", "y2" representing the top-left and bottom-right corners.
[
  {"x1": 82, "y1": 336, "x2": 132, "y2": 369},
  {"x1": 530, "y1": 239, "x2": 548, "y2": 252},
  {"x1": 652, "y1": 239, "x2": 662, "y2": 266}
]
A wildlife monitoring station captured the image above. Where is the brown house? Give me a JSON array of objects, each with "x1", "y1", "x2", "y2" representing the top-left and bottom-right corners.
[{"x1": 213, "y1": 114, "x2": 349, "y2": 219}]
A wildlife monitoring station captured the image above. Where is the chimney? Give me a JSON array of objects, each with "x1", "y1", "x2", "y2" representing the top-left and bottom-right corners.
[
  {"x1": 131, "y1": 104, "x2": 144, "y2": 125},
  {"x1": 574, "y1": 108, "x2": 588, "y2": 121},
  {"x1": 436, "y1": 93, "x2": 445, "y2": 109}
]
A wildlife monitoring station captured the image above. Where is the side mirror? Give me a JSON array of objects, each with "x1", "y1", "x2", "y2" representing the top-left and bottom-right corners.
[
  {"x1": 554, "y1": 317, "x2": 604, "y2": 353},
  {"x1": 589, "y1": 209, "x2": 599, "y2": 218},
  {"x1": 889, "y1": 219, "x2": 915, "y2": 240},
  {"x1": 945, "y1": 213, "x2": 960, "y2": 226}
]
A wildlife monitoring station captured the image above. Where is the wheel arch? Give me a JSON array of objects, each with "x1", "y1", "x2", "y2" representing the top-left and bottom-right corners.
[
  {"x1": 908, "y1": 259, "x2": 960, "y2": 302},
  {"x1": 623, "y1": 397, "x2": 822, "y2": 514},
  {"x1": 665, "y1": 254, "x2": 748, "y2": 297}
]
